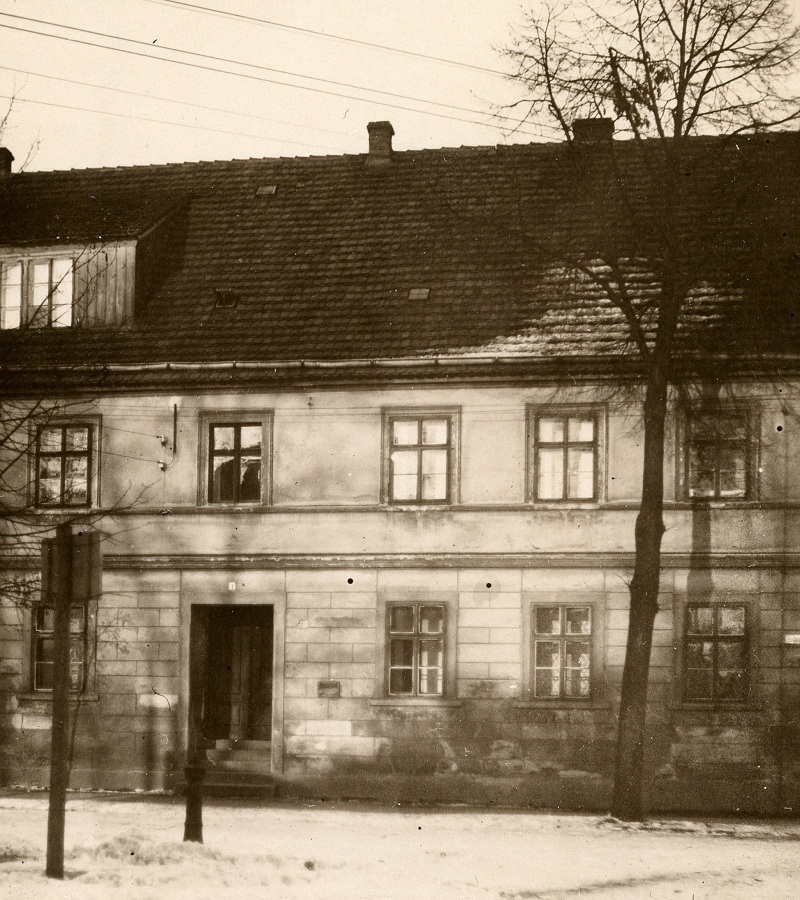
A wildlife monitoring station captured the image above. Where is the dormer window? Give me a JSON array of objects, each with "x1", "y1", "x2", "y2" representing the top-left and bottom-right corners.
[{"x1": 0, "y1": 256, "x2": 74, "y2": 329}]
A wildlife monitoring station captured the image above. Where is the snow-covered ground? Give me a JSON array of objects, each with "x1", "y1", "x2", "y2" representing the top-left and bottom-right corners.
[{"x1": 1, "y1": 793, "x2": 799, "y2": 899}]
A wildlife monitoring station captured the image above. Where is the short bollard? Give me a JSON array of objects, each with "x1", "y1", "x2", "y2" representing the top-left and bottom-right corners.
[{"x1": 183, "y1": 765, "x2": 205, "y2": 843}]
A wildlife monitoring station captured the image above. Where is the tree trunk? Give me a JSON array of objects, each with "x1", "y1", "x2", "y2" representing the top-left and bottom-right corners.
[{"x1": 611, "y1": 366, "x2": 669, "y2": 820}]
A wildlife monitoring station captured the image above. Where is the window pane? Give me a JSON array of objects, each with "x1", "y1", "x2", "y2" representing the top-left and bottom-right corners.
[
  {"x1": 211, "y1": 456, "x2": 235, "y2": 502},
  {"x1": 418, "y1": 666, "x2": 442, "y2": 695},
  {"x1": 64, "y1": 457, "x2": 88, "y2": 505},
  {"x1": 718, "y1": 444, "x2": 746, "y2": 497},
  {"x1": 567, "y1": 448, "x2": 594, "y2": 499},
  {"x1": 535, "y1": 640, "x2": 560, "y2": 668},
  {"x1": 419, "y1": 606, "x2": 443, "y2": 634},
  {"x1": 389, "y1": 668, "x2": 413, "y2": 694},
  {"x1": 211, "y1": 426, "x2": 235, "y2": 452},
  {"x1": 687, "y1": 607, "x2": 714, "y2": 635},
  {"x1": 691, "y1": 415, "x2": 717, "y2": 440},
  {"x1": 36, "y1": 607, "x2": 55, "y2": 632},
  {"x1": 65, "y1": 427, "x2": 89, "y2": 451},
  {"x1": 568, "y1": 417, "x2": 594, "y2": 442},
  {"x1": 39, "y1": 456, "x2": 62, "y2": 480},
  {"x1": 537, "y1": 448, "x2": 564, "y2": 499},
  {"x1": 718, "y1": 607, "x2": 746, "y2": 635},
  {"x1": 31, "y1": 260, "x2": 51, "y2": 324},
  {"x1": 51, "y1": 260, "x2": 73, "y2": 327},
  {"x1": 418, "y1": 639, "x2": 443, "y2": 669},
  {"x1": 565, "y1": 667, "x2": 590, "y2": 697},
  {"x1": 391, "y1": 450, "x2": 418, "y2": 500},
  {"x1": 688, "y1": 443, "x2": 716, "y2": 497},
  {"x1": 37, "y1": 637, "x2": 54, "y2": 665},
  {"x1": 717, "y1": 641, "x2": 746, "y2": 669},
  {"x1": 537, "y1": 417, "x2": 564, "y2": 443},
  {"x1": 392, "y1": 420, "x2": 418, "y2": 446},
  {"x1": 565, "y1": 607, "x2": 591, "y2": 635},
  {"x1": 39, "y1": 427, "x2": 63, "y2": 453},
  {"x1": 390, "y1": 639, "x2": 414, "y2": 667},
  {"x1": 717, "y1": 670, "x2": 747, "y2": 701},
  {"x1": 239, "y1": 425, "x2": 262, "y2": 455},
  {"x1": 684, "y1": 669, "x2": 713, "y2": 700},
  {"x1": 421, "y1": 419, "x2": 448, "y2": 446},
  {"x1": 722, "y1": 417, "x2": 747, "y2": 441},
  {"x1": 238, "y1": 457, "x2": 261, "y2": 501},
  {"x1": 421, "y1": 449, "x2": 448, "y2": 500},
  {"x1": 389, "y1": 606, "x2": 414, "y2": 633},
  {"x1": 565, "y1": 640, "x2": 590, "y2": 670},
  {"x1": 535, "y1": 669, "x2": 560, "y2": 698},
  {"x1": 38, "y1": 478, "x2": 62, "y2": 505},
  {"x1": 1, "y1": 261, "x2": 22, "y2": 329},
  {"x1": 69, "y1": 605, "x2": 86, "y2": 635},
  {"x1": 535, "y1": 607, "x2": 561, "y2": 635},
  {"x1": 685, "y1": 640, "x2": 713, "y2": 668},
  {"x1": 68, "y1": 664, "x2": 84, "y2": 691},
  {"x1": 35, "y1": 661, "x2": 54, "y2": 690}
]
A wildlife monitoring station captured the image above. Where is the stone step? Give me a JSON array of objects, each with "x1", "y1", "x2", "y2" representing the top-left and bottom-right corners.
[
  {"x1": 206, "y1": 758, "x2": 273, "y2": 775},
  {"x1": 207, "y1": 748, "x2": 272, "y2": 765},
  {"x1": 213, "y1": 739, "x2": 272, "y2": 752},
  {"x1": 178, "y1": 768, "x2": 277, "y2": 800}
]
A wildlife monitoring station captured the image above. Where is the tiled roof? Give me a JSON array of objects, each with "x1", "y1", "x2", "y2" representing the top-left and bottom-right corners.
[{"x1": 1, "y1": 128, "x2": 799, "y2": 391}]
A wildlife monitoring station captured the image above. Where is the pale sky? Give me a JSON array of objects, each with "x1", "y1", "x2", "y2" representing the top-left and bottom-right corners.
[{"x1": 0, "y1": 0, "x2": 561, "y2": 171}]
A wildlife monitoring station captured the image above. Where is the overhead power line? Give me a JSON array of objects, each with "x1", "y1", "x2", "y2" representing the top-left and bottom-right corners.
[
  {"x1": 0, "y1": 12, "x2": 544, "y2": 137},
  {"x1": 143, "y1": 0, "x2": 513, "y2": 79},
  {"x1": 0, "y1": 94, "x2": 342, "y2": 152},
  {"x1": 0, "y1": 65, "x2": 355, "y2": 139}
]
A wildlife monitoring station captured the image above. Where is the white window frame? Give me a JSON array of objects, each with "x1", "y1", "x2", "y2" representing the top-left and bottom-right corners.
[{"x1": 0, "y1": 254, "x2": 75, "y2": 329}]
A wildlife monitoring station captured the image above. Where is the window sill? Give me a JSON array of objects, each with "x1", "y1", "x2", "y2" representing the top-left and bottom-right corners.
[
  {"x1": 514, "y1": 699, "x2": 612, "y2": 710},
  {"x1": 17, "y1": 692, "x2": 99, "y2": 704},
  {"x1": 370, "y1": 698, "x2": 463, "y2": 708}
]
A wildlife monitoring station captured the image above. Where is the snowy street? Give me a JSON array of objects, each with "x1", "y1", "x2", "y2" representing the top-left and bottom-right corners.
[{"x1": 1, "y1": 794, "x2": 799, "y2": 899}]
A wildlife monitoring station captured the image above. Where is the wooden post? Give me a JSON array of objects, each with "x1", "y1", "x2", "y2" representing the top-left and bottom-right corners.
[
  {"x1": 45, "y1": 524, "x2": 72, "y2": 879},
  {"x1": 184, "y1": 606, "x2": 208, "y2": 843}
]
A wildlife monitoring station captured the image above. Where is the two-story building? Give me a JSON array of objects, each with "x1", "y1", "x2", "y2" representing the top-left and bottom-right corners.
[{"x1": 1, "y1": 121, "x2": 799, "y2": 813}]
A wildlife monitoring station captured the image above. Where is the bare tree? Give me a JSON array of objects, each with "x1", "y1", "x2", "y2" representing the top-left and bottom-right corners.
[{"x1": 502, "y1": 0, "x2": 800, "y2": 820}]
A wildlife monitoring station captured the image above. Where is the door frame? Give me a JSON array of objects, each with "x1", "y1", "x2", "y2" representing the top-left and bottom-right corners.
[{"x1": 180, "y1": 582, "x2": 285, "y2": 774}]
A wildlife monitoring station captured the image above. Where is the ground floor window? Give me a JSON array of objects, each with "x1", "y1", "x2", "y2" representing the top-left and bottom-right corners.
[
  {"x1": 683, "y1": 603, "x2": 748, "y2": 702},
  {"x1": 386, "y1": 602, "x2": 445, "y2": 696},
  {"x1": 532, "y1": 604, "x2": 592, "y2": 698},
  {"x1": 32, "y1": 603, "x2": 87, "y2": 691}
]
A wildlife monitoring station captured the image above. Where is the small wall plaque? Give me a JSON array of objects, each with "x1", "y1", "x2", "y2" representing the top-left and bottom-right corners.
[
  {"x1": 784, "y1": 633, "x2": 800, "y2": 645},
  {"x1": 318, "y1": 680, "x2": 341, "y2": 698}
]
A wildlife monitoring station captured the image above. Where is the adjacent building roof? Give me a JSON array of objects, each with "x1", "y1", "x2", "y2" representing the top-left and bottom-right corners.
[{"x1": 1, "y1": 123, "x2": 799, "y2": 392}]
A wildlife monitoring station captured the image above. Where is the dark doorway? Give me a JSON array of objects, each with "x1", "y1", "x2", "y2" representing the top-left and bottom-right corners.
[{"x1": 203, "y1": 605, "x2": 274, "y2": 743}]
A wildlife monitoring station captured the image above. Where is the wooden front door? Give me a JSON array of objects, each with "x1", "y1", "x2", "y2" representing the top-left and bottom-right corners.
[{"x1": 203, "y1": 605, "x2": 273, "y2": 742}]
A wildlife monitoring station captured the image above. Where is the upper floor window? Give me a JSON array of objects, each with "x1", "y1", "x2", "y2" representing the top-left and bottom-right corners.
[
  {"x1": 1, "y1": 257, "x2": 74, "y2": 329},
  {"x1": 385, "y1": 411, "x2": 458, "y2": 504},
  {"x1": 685, "y1": 409, "x2": 753, "y2": 500},
  {"x1": 209, "y1": 423, "x2": 263, "y2": 503},
  {"x1": 683, "y1": 604, "x2": 748, "y2": 702},
  {"x1": 35, "y1": 424, "x2": 93, "y2": 507},
  {"x1": 199, "y1": 413, "x2": 271, "y2": 506},
  {"x1": 530, "y1": 410, "x2": 598, "y2": 501}
]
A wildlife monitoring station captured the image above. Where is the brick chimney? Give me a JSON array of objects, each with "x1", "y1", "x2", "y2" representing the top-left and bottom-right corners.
[
  {"x1": 572, "y1": 118, "x2": 614, "y2": 143},
  {"x1": 0, "y1": 147, "x2": 13, "y2": 183},
  {"x1": 366, "y1": 121, "x2": 394, "y2": 164}
]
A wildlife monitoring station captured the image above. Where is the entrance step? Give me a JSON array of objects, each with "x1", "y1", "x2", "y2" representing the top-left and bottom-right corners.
[
  {"x1": 207, "y1": 749, "x2": 272, "y2": 766},
  {"x1": 214, "y1": 739, "x2": 271, "y2": 752}
]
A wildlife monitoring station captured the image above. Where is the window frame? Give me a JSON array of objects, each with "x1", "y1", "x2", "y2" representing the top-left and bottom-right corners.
[
  {"x1": 678, "y1": 405, "x2": 759, "y2": 502},
  {"x1": 31, "y1": 417, "x2": 101, "y2": 510},
  {"x1": 677, "y1": 600, "x2": 752, "y2": 705},
  {"x1": 0, "y1": 254, "x2": 75, "y2": 330},
  {"x1": 521, "y1": 594, "x2": 606, "y2": 706},
  {"x1": 375, "y1": 593, "x2": 458, "y2": 703},
  {"x1": 382, "y1": 408, "x2": 460, "y2": 506},
  {"x1": 198, "y1": 411, "x2": 272, "y2": 507},
  {"x1": 526, "y1": 405, "x2": 605, "y2": 503}
]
